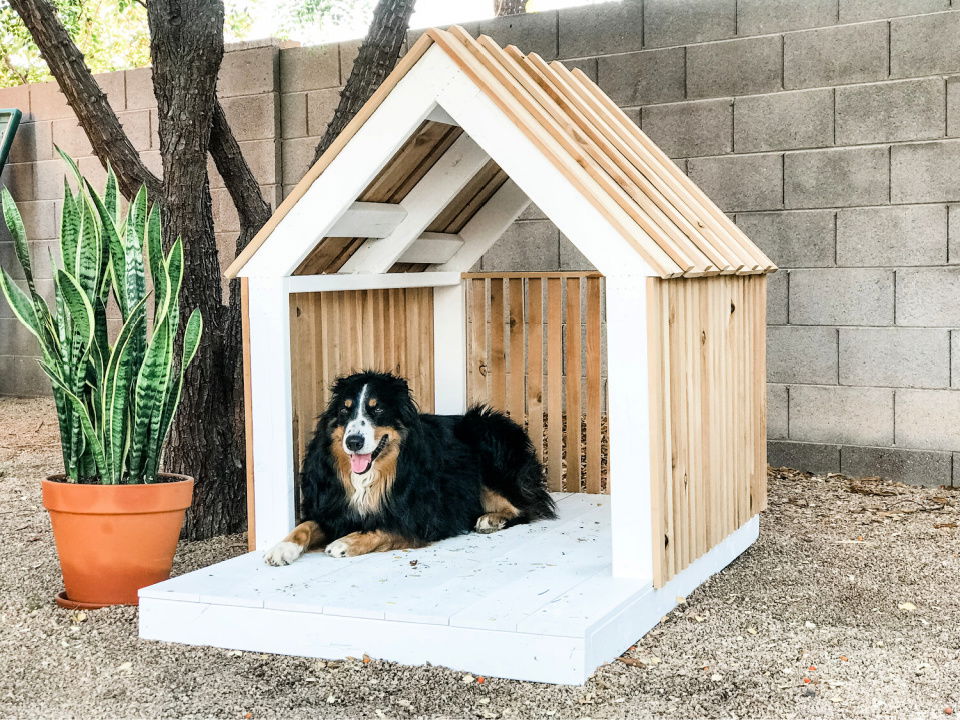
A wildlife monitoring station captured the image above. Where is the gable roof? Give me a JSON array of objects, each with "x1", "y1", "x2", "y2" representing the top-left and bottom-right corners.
[{"x1": 226, "y1": 27, "x2": 776, "y2": 280}]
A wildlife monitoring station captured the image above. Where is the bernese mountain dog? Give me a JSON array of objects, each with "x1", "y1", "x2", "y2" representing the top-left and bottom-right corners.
[{"x1": 264, "y1": 370, "x2": 557, "y2": 565}]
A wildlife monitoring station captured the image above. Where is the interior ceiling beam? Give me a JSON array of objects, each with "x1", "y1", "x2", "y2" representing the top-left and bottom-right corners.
[
  {"x1": 326, "y1": 201, "x2": 408, "y2": 239},
  {"x1": 397, "y1": 232, "x2": 464, "y2": 264}
]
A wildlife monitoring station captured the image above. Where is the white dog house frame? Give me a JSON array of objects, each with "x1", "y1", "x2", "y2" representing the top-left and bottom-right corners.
[{"x1": 139, "y1": 27, "x2": 776, "y2": 684}]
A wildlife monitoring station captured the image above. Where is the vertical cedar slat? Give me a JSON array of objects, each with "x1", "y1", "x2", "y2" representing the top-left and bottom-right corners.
[
  {"x1": 585, "y1": 277, "x2": 602, "y2": 494},
  {"x1": 646, "y1": 279, "x2": 665, "y2": 587},
  {"x1": 659, "y1": 280, "x2": 674, "y2": 582},
  {"x1": 489, "y1": 279, "x2": 506, "y2": 411},
  {"x1": 565, "y1": 277, "x2": 583, "y2": 492},
  {"x1": 527, "y1": 278, "x2": 545, "y2": 462},
  {"x1": 668, "y1": 281, "x2": 686, "y2": 572},
  {"x1": 683, "y1": 280, "x2": 697, "y2": 567},
  {"x1": 546, "y1": 277, "x2": 564, "y2": 491},
  {"x1": 468, "y1": 279, "x2": 487, "y2": 405},
  {"x1": 507, "y1": 278, "x2": 526, "y2": 421},
  {"x1": 755, "y1": 276, "x2": 768, "y2": 512}
]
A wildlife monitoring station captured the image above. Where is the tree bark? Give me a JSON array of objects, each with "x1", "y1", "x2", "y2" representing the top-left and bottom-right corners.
[
  {"x1": 494, "y1": 0, "x2": 526, "y2": 16},
  {"x1": 312, "y1": 0, "x2": 417, "y2": 164}
]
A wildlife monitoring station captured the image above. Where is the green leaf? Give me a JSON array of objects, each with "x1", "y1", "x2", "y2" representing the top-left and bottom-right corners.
[
  {"x1": 1, "y1": 187, "x2": 34, "y2": 295},
  {"x1": 104, "y1": 163, "x2": 119, "y2": 224},
  {"x1": 55, "y1": 269, "x2": 95, "y2": 355},
  {"x1": 55, "y1": 146, "x2": 84, "y2": 191},
  {"x1": 145, "y1": 202, "x2": 164, "y2": 316},
  {"x1": 41, "y1": 360, "x2": 106, "y2": 478},
  {"x1": 0, "y1": 267, "x2": 42, "y2": 345},
  {"x1": 60, "y1": 183, "x2": 80, "y2": 274},
  {"x1": 123, "y1": 185, "x2": 148, "y2": 313},
  {"x1": 74, "y1": 199, "x2": 103, "y2": 303}
]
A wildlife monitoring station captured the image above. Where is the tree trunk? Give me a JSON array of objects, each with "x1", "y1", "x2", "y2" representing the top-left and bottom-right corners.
[
  {"x1": 494, "y1": 0, "x2": 526, "y2": 16},
  {"x1": 312, "y1": 0, "x2": 417, "y2": 163}
]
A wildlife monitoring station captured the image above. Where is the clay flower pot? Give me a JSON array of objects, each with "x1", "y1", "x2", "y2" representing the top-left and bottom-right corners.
[{"x1": 42, "y1": 474, "x2": 194, "y2": 608}]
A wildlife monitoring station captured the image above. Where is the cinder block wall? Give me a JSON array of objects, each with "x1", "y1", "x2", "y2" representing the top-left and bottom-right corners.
[{"x1": 2, "y1": 1, "x2": 959, "y2": 487}]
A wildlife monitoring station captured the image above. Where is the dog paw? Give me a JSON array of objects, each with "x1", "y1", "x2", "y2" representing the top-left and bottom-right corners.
[
  {"x1": 475, "y1": 513, "x2": 507, "y2": 534},
  {"x1": 263, "y1": 540, "x2": 304, "y2": 566},
  {"x1": 325, "y1": 537, "x2": 353, "y2": 558}
]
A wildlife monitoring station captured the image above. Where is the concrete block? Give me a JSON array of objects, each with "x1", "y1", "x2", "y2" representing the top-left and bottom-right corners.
[
  {"x1": 949, "y1": 77, "x2": 960, "y2": 138},
  {"x1": 0, "y1": 240, "x2": 58, "y2": 280},
  {"x1": 896, "y1": 388, "x2": 960, "y2": 451},
  {"x1": 836, "y1": 205, "x2": 947, "y2": 266},
  {"x1": 477, "y1": 11, "x2": 559, "y2": 61},
  {"x1": 481, "y1": 220, "x2": 559, "y2": 272},
  {"x1": 561, "y1": 57, "x2": 597, "y2": 84},
  {"x1": 951, "y1": 205, "x2": 960, "y2": 265},
  {"x1": 687, "y1": 153, "x2": 783, "y2": 212},
  {"x1": 8, "y1": 121, "x2": 53, "y2": 164},
  {"x1": 559, "y1": 233, "x2": 595, "y2": 271},
  {"x1": 785, "y1": 146, "x2": 889, "y2": 209},
  {"x1": 338, "y1": 39, "x2": 362, "y2": 85},
  {"x1": 767, "y1": 269, "x2": 788, "y2": 325},
  {"x1": 218, "y1": 46, "x2": 278, "y2": 97},
  {"x1": 28, "y1": 82, "x2": 72, "y2": 120},
  {"x1": 141, "y1": 150, "x2": 163, "y2": 179},
  {"x1": 836, "y1": 78, "x2": 945, "y2": 146},
  {"x1": 148, "y1": 109, "x2": 159, "y2": 150},
  {"x1": 736, "y1": 210, "x2": 835, "y2": 267},
  {"x1": 954, "y1": 331, "x2": 960, "y2": 388},
  {"x1": 15, "y1": 200, "x2": 57, "y2": 241},
  {"x1": 841, "y1": 445, "x2": 951, "y2": 486},
  {"x1": 117, "y1": 110, "x2": 152, "y2": 152},
  {"x1": 307, "y1": 88, "x2": 340, "y2": 137},
  {"x1": 597, "y1": 48, "x2": 684, "y2": 107},
  {"x1": 840, "y1": 328, "x2": 949, "y2": 389},
  {"x1": 738, "y1": 0, "x2": 837, "y2": 35},
  {"x1": 281, "y1": 92, "x2": 308, "y2": 139},
  {"x1": 640, "y1": 99, "x2": 732, "y2": 159},
  {"x1": 840, "y1": 0, "x2": 947, "y2": 22},
  {"x1": 686, "y1": 36, "x2": 783, "y2": 101},
  {"x1": 237, "y1": 139, "x2": 279, "y2": 186},
  {"x1": 733, "y1": 89, "x2": 833, "y2": 153},
  {"x1": 784, "y1": 22, "x2": 888, "y2": 90},
  {"x1": 767, "y1": 440, "x2": 840, "y2": 473},
  {"x1": 78, "y1": 156, "x2": 107, "y2": 191},
  {"x1": 31, "y1": 160, "x2": 65, "y2": 202},
  {"x1": 0, "y1": 354, "x2": 51, "y2": 397},
  {"x1": 767, "y1": 325, "x2": 838, "y2": 384},
  {"x1": 94, "y1": 70, "x2": 126, "y2": 112},
  {"x1": 518, "y1": 203, "x2": 546, "y2": 221},
  {"x1": 789, "y1": 384, "x2": 893, "y2": 445},
  {"x1": 0, "y1": 85, "x2": 29, "y2": 115},
  {"x1": 0, "y1": 317, "x2": 42, "y2": 356},
  {"x1": 891, "y1": 12, "x2": 960, "y2": 78},
  {"x1": 892, "y1": 140, "x2": 960, "y2": 204},
  {"x1": 767, "y1": 384, "x2": 788, "y2": 439},
  {"x1": 50, "y1": 118, "x2": 91, "y2": 158},
  {"x1": 125, "y1": 67, "x2": 155, "y2": 110},
  {"x1": 281, "y1": 136, "x2": 321, "y2": 185},
  {"x1": 212, "y1": 187, "x2": 239, "y2": 234},
  {"x1": 1, "y1": 163, "x2": 35, "y2": 202},
  {"x1": 789, "y1": 268, "x2": 894, "y2": 325},
  {"x1": 643, "y1": 0, "x2": 735, "y2": 48},
  {"x1": 896, "y1": 267, "x2": 960, "y2": 326},
  {"x1": 558, "y1": 1, "x2": 643, "y2": 58},
  {"x1": 221, "y1": 93, "x2": 278, "y2": 142},
  {"x1": 279, "y1": 44, "x2": 339, "y2": 93}
]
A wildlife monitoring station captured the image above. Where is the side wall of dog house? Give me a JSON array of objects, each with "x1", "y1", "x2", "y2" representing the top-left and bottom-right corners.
[{"x1": 646, "y1": 274, "x2": 768, "y2": 588}]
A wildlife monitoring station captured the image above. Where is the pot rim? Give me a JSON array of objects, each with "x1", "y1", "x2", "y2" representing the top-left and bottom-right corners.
[{"x1": 43, "y1": 472, "x2": 194, "y2": 486}]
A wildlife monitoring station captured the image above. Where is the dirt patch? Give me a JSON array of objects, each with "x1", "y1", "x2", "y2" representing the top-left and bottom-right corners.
[{"x1": 0, "y1": 397, "x2": 958, "y2": 719}]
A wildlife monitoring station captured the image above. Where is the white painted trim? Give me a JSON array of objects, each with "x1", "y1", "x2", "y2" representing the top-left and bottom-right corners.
[
  {"x1": 426, "y1": 105, "x2": 458, "y2": 126},
  {"x1": 339, "y1": 131, "x2": 491, "y2": 274},
  {"x1": 285, "y1": 272, "x2": 461, "y2": 294},
  {"x1": 246, "y1": 277, "x2": 296, "y2": 549},
  {"x1": 327, "y1": 201, "x2": 407, "y2": 239},
  {"x1": 605, "y1": 275, "x2": 653, "y2": 578},
  {"x1": 398, "y1": 232, "x2": 464, "y2": 264},
  {"x1": 432, "y1": 282, "x2": 467, "y2": 414}
]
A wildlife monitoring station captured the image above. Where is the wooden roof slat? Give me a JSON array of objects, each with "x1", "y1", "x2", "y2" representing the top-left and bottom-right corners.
[{"x1": 362, "y1": 122, "x2": 461, "y2": 203}]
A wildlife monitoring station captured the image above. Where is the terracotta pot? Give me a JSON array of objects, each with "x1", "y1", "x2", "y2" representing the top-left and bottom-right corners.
[{"x1": 41, "y1": 474, "x2": 193, "y2": 607}]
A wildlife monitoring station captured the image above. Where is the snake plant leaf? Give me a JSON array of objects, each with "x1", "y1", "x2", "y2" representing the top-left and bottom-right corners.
[
  {"x1": 123, "y1": 185, "x2": 148, "y2": 314},
  {"x1": 60, "y1": 183, "x2": 80, "y2": 277},
  {"x1": 42, "y1": 360, "x2": 106, "y2": 478},
  {"x1": 129, "y1": 319, "x2": 171, "y2": 482},
  {"x1": 1, "y1": 187, "x2": 34, "y2": 296},
  {"x1": 145, "y1": 203, "x2": 165, "y2": 316},
  {"x1": 0, "y1": 267, "x2": 42, "y2": 344},
  {"x1": 104, "y1": 163, "x2": 119, "y2": 224},
  {"x1": 55, "y1": 146, "x2": 84, "y2": 190},
  {"x1": 54, "y1": 269, "x2": 95, "y2": 355},
  {"x1": 74, "y1": 200, "x2": 103, "y2": 304}
]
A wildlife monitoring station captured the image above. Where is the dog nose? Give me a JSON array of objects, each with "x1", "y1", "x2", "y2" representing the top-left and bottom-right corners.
[{"x1": 345, "y1": 434, "x2": 365, "y2": 452}]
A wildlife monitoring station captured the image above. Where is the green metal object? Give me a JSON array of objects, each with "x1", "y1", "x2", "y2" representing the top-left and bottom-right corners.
[{"x1": 0, "y1": 108, "x2": 21, "y2": 174}]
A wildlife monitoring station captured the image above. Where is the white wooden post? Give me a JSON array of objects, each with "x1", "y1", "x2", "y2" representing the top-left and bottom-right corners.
[
  {"x1": 605, "y1": 274, "x2": 654, "y2": 580},
  {"x1": 432, "y1": 282, "x2": 467, "y2": 414},
  {"x1": 247, "y1": 277, "x2": 296, "y2": 550}
]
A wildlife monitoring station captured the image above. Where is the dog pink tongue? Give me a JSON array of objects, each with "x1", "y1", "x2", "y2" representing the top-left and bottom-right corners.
[{"x1": 350, "y1": 453, "x2": 372, "y2": 473}]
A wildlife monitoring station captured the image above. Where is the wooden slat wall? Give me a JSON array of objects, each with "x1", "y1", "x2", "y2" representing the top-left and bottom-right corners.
[
  {"x1": 288, "y1": 288, "x2": 435, "y2": 481},
  {"x1": 465, "y1": 272, "x2": 607, "y2": 494},
  {"x1": 647, "y1": 275, "x2": 768, "y2": 588}
]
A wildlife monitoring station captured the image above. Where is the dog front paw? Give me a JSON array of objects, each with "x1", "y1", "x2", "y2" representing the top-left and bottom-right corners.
[
  {"x1": 263, "y1": 540, "x2": 304, "y2": 566},
  {"x1": 324, "y1": 537, "x2": 353, "y2": 558},
  {"x1": 475, "y1": 513, "x2": 508, "y2": 533}
]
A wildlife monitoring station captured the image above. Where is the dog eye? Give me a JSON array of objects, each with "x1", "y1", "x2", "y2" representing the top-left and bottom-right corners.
[
  {"x1": 372, "y1": 407, "x2": 384, "y2": 416},
  {"x1": 338, "y1": 407, "x2": 349, "y2": 416}
]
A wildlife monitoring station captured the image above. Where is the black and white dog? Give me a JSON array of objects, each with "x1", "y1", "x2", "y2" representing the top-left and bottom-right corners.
[{"x1": 264, "y1": 371, "x2": 556, "y2": 565}]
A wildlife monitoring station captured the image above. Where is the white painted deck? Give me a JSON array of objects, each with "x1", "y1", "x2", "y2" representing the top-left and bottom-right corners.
[{"x1": 139, "y1": 494, "x2": 759, "y2": 684}]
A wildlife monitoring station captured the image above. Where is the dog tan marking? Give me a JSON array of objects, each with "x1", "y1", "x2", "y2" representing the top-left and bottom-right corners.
[
  {"x1": 263, "y1": 521, "x2": 326, "y2": 566},
  {"x1": 368, "y1": 397, "x2": 378, "y2": 407},
  {"x1": 325, "y1": 529, "x2": 426, "y2": 558},
  {"x1": 329, "y1": 426, "x2": 356, "y2": 497},
  {"x1": 344, "y1": 399, "x2": 353, "y2": 408},
  {"x1": 475, "y1": 487, "x2": 521, "y2": 533}
]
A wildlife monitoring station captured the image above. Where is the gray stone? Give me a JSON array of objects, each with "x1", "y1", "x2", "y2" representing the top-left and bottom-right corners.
[
  {"x1": 837, "y1": 205, "x2": 947, "y2": 266},
  {"x1": 31, "y1": 159, "x2": 66, "y2": 202},
  {"x1": 687, "y1": 153, "x2": 783, "y2": 212},
  {"x1": 597, "y1": 48, "x2": 685, "y2": 107},
  {"x1": 338, "y1": 39, "x2": 362, "y2": 84},
  {"x1": 767, "y1": 269, "x2": 788, "y2": 324},
  {"x1": 561, "y1": 57, "x2": 597, "y2": 83},
  {"x1": 892, "y1": 140, "x2": 960, "y2": 204},
  {"x1": 767, "y1": 326, "x2": 838, "y2": 384},
  {"x1": 14, "y1": 200, "x2": 57, "y2": 241},
  {"x1": 281, "y1": 136, "x2": 319, "y2": 186},
  {"x1": 643, "y1": 0, "x2": 736, "y2": 48},
  {"x1": 1, "y1": 162, "x2": 35, "y2": 202},
  {"x1": 789, "y1": 268, "x2": 894, "y2": 325},
  {"x1": 28, "y1": 82, "x2": 72, "y2": 120},
  {"x1": 221, "y1": 93, "x2": 278, "y2": 142},
  {"x1": 841, "y1": 445, "x2": 952, "y2": 486},
  {"x1": 891, "y1": 12, "x2": 960, "y2": 78},
  {"x1": 558, "y1": 1, "x2": 643, "y2": 58},
  {"x1": 836, "y1": 79, "x2": 945, "y2": 145},
  {"x1": 839, "y1": 328, "x2": 949, "y2": 388},
  {"x1": 686, "y1": 36, "x2": 783, "y2": 100},
  {"x1": 840, "y1": 0, "x2": 947, "y2": 22},
  {"x1": 279, "y1": 45, "x2": 339, "y2": 93},
  {"x1": 481, "y1": 220, "x2": 559, "y2": 271},
  {"x1": 218, "y1": 46, "x2": 278, "y2": 97},
  {"x1": 117, "y1": 110, "x2": 152, "y2": 152},
  {"x1": 124, "y1": 67, "x2": 155, "y2": 110},
  {"x1": 736, "y1": 210, "x2": 835, "y2": 268},
  {"x1": 738, "y1": 0, "x2": 838, "y2": 35},
  {"x1": 733, "y1": 89, "x2": 833, "y2": 153},
  {"x1": 77, "y1": 156, "x2": 107, "y2": 191},
  {"x1": 789, "y1": 384, "x2": 894, "y2": 445},
  {"x1": 94, "y1": 70, "x2": 126, "y2": 113},
  {"x1": 518, "y1": 203, "x2": 546, "y2": 221},
  {"x1": 895, "y1": 388, "x2": 960, "y2": 451},
  {"x1": 8, "y1": 122, "x2": 53, "y2": 164},
  {"x1": 480, "y1": 12, "x2": 559, "y2": 60},
  {"x1": 768, "y1": 384, "x2": 788, "y2": 439},
  {"x1": 0, "y1": 354, "x2": 50, "y2": 397},
  {"x1": 767, "y1": 440, "x2": 840, "y2": 473},
  {"x1": 50, "y1": 118, "x2": 91, "y2": 158},
  {"x1": 949, "y1": 77, "x2": 960, "y2": 138},
  {"x1": 234, "y1": 139, "x2": 278, "y2": 186},
  {"x1": 954, "y1": 331, "x2": 960, "y2": 389},
  {"x1": 784, "y1": 22, "x2": 888, "y2": 90},
  {"x1": 640, "y1": 99, "x2": 732, "y2": 159},
  {"x1": 785, "y1": 146, "x2": 889, "y2": 209},
  {"x1": 307, "y1": 88, "x2": 340, "y2": 136},
  {"x1": 953, "y1": 206, "x2": 960, "y2": 263},
  {"x1": 0, "y1": 317, "x2": 41, "y2": 357},
  {"x1": 281, "y1": 92, "x2": 308, "y2": 139},
  {"x1": 896, "y1": 267, "x2": 960, "y2": 326},
  {"x1": 559, "y1": 234, "x2": 595, "y2": 271}
]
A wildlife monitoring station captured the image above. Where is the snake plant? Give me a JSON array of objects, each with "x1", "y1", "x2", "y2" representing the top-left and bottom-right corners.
[{"x1": 0, "y1": 150, "x2": 202, "y2": 484}]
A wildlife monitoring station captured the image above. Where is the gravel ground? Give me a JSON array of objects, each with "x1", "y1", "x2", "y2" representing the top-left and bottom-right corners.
[{"x1": 1, "y1": 396, "x2": 958, "y2": 720}]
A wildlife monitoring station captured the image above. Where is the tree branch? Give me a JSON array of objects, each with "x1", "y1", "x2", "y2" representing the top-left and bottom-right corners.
[{"x1": 9, "y1": 0, "x2": 160, "y2": 199}]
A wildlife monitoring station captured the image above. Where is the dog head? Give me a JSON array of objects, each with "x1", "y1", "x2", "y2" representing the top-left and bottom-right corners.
[{"x1": 324, "y1": 371, "x2": 416, "y2": 478}]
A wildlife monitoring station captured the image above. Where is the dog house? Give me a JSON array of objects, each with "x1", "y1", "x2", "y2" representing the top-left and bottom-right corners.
[{"x1": 138, "y1": 27, "x2": 776, "y2": 684}]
